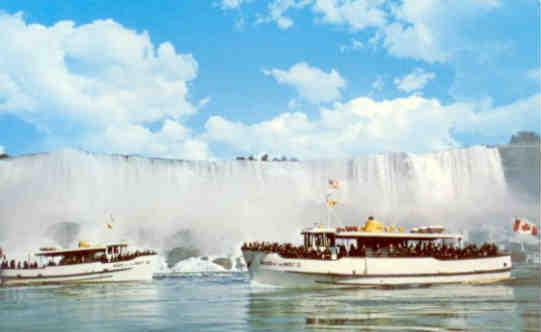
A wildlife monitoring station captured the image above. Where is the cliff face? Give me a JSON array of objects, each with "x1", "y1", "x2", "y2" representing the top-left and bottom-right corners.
[{"x1": 498, "y1": 132, "x2": 541, "y2": 201}]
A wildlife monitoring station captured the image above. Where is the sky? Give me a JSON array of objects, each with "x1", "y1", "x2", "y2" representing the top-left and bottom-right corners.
[{"x1": 0, "y1": 0, "x2": 539, "y2": 160}]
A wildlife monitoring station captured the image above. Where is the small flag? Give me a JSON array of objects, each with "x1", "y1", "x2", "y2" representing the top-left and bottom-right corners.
[
  {"x1": 106, "y1": 214, "x2": 114, "y2": 230},
  {"x1": 327, "y1": 199, "x2": 337, "y2": 208},
  {"x1": 328, "y1": 179, "x2": 340, "y2": 189},
  {"x1": 513, "y1": 217, "x2": 538, "y2": 236}
]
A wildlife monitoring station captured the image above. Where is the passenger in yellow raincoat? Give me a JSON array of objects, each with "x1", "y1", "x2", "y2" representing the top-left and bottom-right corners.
[{"x1": 362, "y1": 216, "x2": 385, "y2": 232}]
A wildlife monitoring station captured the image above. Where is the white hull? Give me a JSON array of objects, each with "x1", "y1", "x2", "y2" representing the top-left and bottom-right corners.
[
  {"x1": 1, "y1": 255, "x2": 156, "y2": 286},
  {"x1": 243, "y1": 250, "x2": 512, "y2": 288}
]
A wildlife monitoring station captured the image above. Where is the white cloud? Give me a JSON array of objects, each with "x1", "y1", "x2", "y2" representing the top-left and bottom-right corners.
[
  {"x1": 287, "y1": 98, "x2": 300, "y2": 109},
  {"x1": 379, "y1": 0, "x2": 500, "y2": 63},
  {"x1": 371, "y1": 76, "x2": 384, "y2": 92},
  {"x1": 256, "y1": 0, "x2": 311, "y2": 30},
  {"x1": 339, "y1": 38, "x2": 364, "y2": 53},
  {"x1": 0, "y1": 145, "x2": 4, "y2": 155},
  {"x1": 220, "y1": 0, "x2": 501, "y2": 66},
  {"x1": 394, "y1": 68, "x2": 436, "y2": 93},
  {"x1": 452, "y1": 94, "x2": 541, "y2": 139},
  {"x1": 263, "y1": 62, "x2": 346, "y2": 104},
  {"x1": 0, "y1": 12, "x2": 210, "y2": 159},
  {"x1": 205, "y1": 93, "x2": 540, "y2": 159},
  {"x1": 252, "y1": 0, "x2": 387, "y2": 31},
  {"x1": 85, "y1": 120, "x2": 210, "y2": 160},
  {"x1": 312, "y1": 0, "x2": 387, "y2": 31},
  {"x1": 219, "y1": 0, "x2": 251, "y2": 10}
]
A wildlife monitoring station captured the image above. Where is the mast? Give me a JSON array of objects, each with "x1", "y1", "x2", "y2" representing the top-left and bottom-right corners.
[{"x1": 326, "y1": 179, "x2": 339, "y2": 228}]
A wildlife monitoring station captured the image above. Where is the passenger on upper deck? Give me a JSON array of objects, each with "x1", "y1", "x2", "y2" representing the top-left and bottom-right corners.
[{"x1": 242, "y1": 240, "x2": 501, "y2": 261}]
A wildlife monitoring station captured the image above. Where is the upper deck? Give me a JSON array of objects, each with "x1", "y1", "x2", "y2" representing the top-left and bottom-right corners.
[
  {"x1": 301, "y1": 226, "x2": 463, "y2": 241},
  {"x1": 35, "y1": 243, "x2": 128, "y2": 257}
]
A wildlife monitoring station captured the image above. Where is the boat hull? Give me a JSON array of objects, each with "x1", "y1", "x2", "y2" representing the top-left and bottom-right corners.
[
  {"x1": 243, "y1": 250, "x2": 512, "y2": 288},
  {"x1": 0, "y1": 255, "x2": 156, "y2": 286}
]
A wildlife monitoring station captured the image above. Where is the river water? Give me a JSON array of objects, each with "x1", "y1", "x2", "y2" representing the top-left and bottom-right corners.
[{"x1": 0, "y1": 263, "x2": 539, "y2": 332}]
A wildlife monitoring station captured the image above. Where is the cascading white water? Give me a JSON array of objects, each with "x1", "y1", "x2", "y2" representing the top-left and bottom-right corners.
[{"x1": 0, "y1": 146, "x2": 513, "y2": 257}]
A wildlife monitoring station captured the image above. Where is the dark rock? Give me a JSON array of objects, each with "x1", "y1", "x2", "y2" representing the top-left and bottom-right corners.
[
  {"x1": 498, "y1": 131, "x2": 541, "y2": 200},
  {"x1": 166, "y1": 247, "x2": 201, "y2": 268},
  {"x1": 509, "y1": 131, "x2": 540, "y2": 145},
  {"x1": 212, "y1": 257, "x2": 232, "y2": 270}
]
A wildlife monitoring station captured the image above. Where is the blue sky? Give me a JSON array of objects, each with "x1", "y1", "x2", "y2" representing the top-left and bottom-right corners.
[{"x1": 0, "y1": 0, "x2": 539, "y2": 159}]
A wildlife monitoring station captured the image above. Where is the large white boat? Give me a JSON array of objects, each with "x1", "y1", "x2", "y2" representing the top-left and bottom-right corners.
[
  {"x1": 0, "y1": 242, "x2": 157, "y2": 286},
  {"x1": 242, "y1": 222, "x2": 512, "y2": 288}
]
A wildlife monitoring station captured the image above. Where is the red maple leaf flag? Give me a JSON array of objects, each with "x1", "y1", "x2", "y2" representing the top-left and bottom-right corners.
[
  {"x1": 513, "y1": 218, "x2": 521, "y2": 232},
  {"x1": 513, "y1": 217, "x2": 539, "y2": 237}
]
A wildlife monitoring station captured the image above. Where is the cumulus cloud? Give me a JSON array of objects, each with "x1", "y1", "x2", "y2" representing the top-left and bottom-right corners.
[
  {"x1": 311, "y1": 0, "x2": 387, "y2": 30},
  {"x1": 0, "y1": 145, "x2": 4, "y2": 155},
  {"x1": 219, "y1": 0, "x2": 251, "y2": 10},
  {"x1": 394, "y1": 68, "x2": 435, "y2": 93},
  {"x1": 0, "y1": 12, "x2": 210, "y2": 159},
  {"x1": 378, "y1": 0, "x2": 501, "y2": 63},
  {"x1": 236, "y1": 0, "x2": 387, "y2": 31},
  {"x1": 221, "y1": 0, "x2": 501, "y2": 66},
  {"x1": 256, "y1": 0, "x2": 311, "y2": 30},
  {"x1": 86, "y1": 121, "x2": 211, "y2": 160},
  {"x1": 205, "y1": 94, "x2": 540, "y2": 159},
  {"x1": 263, "y1": 62, "x2": 346, "y2": 104},
  {"x1": 452, "y1": 94, "x2": 541, "y2": 140},
  {"x1": 339, "y1": 38, "x2": 364, "y2": 53}
]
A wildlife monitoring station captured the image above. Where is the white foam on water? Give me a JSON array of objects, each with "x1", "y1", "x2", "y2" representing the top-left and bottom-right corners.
[{"x1": 170, "y1": 257, "x2": 226, "y2": 273}]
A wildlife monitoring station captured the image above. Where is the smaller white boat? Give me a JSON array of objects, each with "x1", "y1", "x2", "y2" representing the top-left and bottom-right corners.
[{"x1": 0, "y1": 242, "x2": 157, "y2": 286}]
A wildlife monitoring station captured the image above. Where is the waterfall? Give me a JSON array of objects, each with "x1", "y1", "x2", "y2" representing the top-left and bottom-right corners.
[{"x1": 0, "y1": 146, "x2": 514, "y2": 256}]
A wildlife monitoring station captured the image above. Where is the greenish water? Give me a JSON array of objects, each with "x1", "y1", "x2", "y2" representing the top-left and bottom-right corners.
[{"x1": 0, "y1": 264, "x2": 539, "y2": 332}]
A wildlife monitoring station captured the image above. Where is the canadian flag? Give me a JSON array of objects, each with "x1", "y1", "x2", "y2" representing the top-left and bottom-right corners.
[{"x1": 513, "y1": 218, "x2": 539, "y2": 236}]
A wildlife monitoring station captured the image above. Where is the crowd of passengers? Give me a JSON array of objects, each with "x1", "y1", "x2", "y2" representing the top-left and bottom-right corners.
[
  {"x1": 0, "y1": 250, "x2": 157, "y2": 270},
  {"x1": 242, "y1": 241, "x2": 500, "y2": 260}
]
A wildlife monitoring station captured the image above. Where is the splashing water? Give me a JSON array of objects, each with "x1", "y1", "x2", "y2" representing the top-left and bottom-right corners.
[{"x1": 0, "y1": 146, "x2": 526, "y2": 258}]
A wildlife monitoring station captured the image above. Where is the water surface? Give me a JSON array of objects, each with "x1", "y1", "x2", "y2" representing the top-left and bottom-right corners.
[{"x1": 1, "y1": 264, "x2": 539, "y2": 331}]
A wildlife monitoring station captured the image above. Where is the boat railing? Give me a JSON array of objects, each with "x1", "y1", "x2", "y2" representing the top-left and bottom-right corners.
[
  {"x1": 0, "y1": 250, "x2": 157, "y2": 270},
  {"x1": 241, "y1": 242, "x2": 503, "y2": 261}
]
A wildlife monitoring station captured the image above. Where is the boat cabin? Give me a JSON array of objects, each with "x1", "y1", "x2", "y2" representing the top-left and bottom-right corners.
[
  {"x1": 34, "y1": 243, "x2": 130, "y2": 266},
  {"x1": 301, "y1": 225, "x2": 463, "y2": 256}
]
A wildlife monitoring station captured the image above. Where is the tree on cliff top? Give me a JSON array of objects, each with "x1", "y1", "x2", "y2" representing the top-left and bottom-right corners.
[{"x1": 510, "y1": 131, "x2": 540, "y2": 145}]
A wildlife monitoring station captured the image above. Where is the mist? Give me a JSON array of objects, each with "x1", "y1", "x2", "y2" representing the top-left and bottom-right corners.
[{"x1": 0, "y1": 146, "x2": 537, "y2": 258}]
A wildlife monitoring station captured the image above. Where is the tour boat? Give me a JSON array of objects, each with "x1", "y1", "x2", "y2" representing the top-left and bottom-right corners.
[
  {"x1": 243, "y1": 224, "x2": 512, "y2": 288},
  {"x1": 0, "y1": 242, "x2": 157, "y2": 286},
  {"x1": 242, "y1": 223, "x2": 512, "y2": 288},
  {"x1": 243, "y1": 180, "x2": 512, "y2": 288}
]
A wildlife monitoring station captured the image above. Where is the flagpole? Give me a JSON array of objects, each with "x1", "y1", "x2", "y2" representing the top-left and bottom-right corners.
[{"x1": 327, "y1": 204, "x2": 330, "y2": 228}]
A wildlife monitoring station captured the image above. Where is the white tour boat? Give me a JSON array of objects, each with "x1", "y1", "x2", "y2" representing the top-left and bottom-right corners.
[
  {"x1": 243, "y1": 223, "x2": 511, "y2": 287},
  {"x1": 0, "y1": 242, "x2": 157, "y2": 286},
  {"x1": 242, "y1": 222, "x2": 512, "y2": 288},
  {"x1": 242, "y1": 180, "x2": 511, "y2": 288}
]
